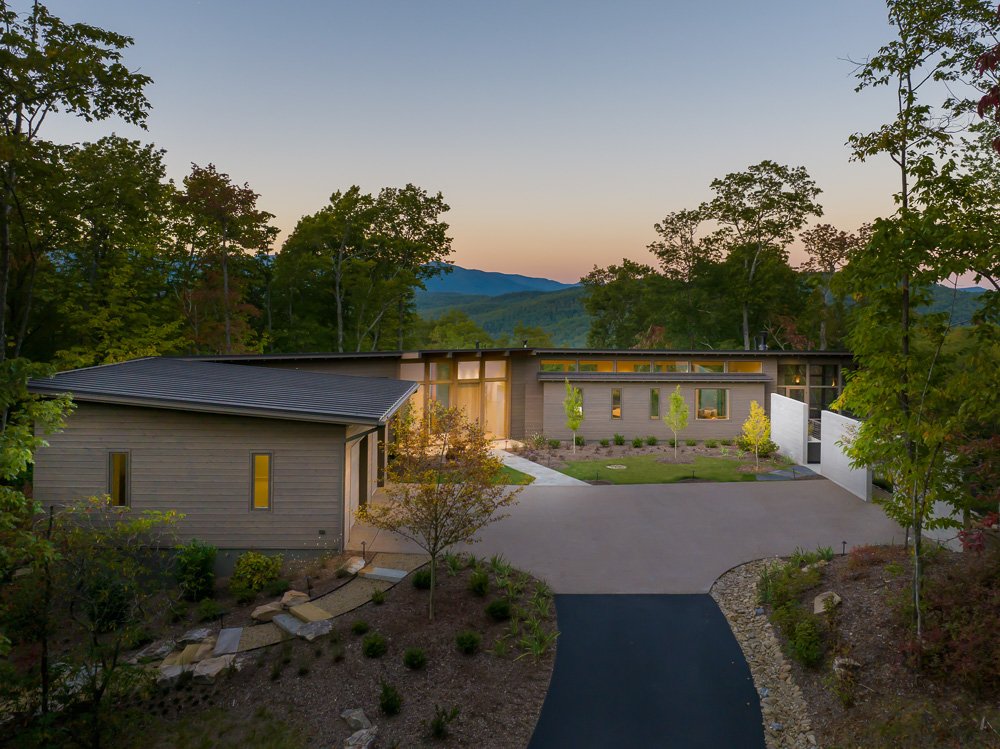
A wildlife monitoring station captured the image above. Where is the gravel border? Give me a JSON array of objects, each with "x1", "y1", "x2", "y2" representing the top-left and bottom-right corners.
[{"x1": 711, "y1": 559, "x2": 818, "y2": 749}]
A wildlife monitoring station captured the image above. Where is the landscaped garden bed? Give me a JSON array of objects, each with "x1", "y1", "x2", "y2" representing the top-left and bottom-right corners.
[
  {"x1": 715, "y1": 544, "x2": 1000, "y2": 749},
  {"x1": 512, "y1": 438, "x2": 796, "y2": 484}
]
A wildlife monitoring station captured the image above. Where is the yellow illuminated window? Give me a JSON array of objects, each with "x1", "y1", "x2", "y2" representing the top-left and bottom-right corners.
[
  {"x1": 650, "y1": 389, "x2": 660, "y2": 419},
  {"x1": 728, "y1": 361, "x2": 763, "y2": 373},
  {"x1": 617, "y1": 361, "x2": 652, "y2": 373},
  {"x1": 611, "y1": 388, "x2": 622, "y2": 419},
  {"x1": 252, "y1": 453, "x2": 271, "y2": 510},
  {"x1": 696, "y1": 389, "x2": 729, "y2": 420},
  {"x1": 108, "y1": 452, "x2": 129, "y2": 507},
  {"x1": 654, "y1": 361, "x2": 690, "y2": 373},
  {"x1": 457, "y1": 361, "x2": 480, "y2": 380},
  {"x1": 540, "y1": 360, "x2": 577, "y2": 373},
  {"x1": 578, "y1": 360, "x2": 615, "y2": 372},
  {"x1": 693, "y1": 361, "x2": 725, "y2": 373},
  {"x1": 484, "y1": 360, "x2": 507, "y2": 379}
]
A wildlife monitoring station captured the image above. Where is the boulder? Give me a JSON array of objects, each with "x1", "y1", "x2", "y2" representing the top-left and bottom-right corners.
[
  {"x1": 157, "y1": 664, "x2": 192, "y2": 686},
  {"x1": 251, "y1": 602, "x2": 284, "y2": 622},
  {"x1": 280, "y1": 590, "x2": 309, "y2": 608},
  {"x1": 297, "y1": 619, "x2": 334, "y2": 642},
  {"x1": 192, "y1": 654, "x2": 238, "y2": 684},
  {"x1": 344, "y1": 726, "x2": 378, "y2": 749},
  {"x1": 341, "y1": 708, "x2": 372, "y2": 731},
  {"x1": 178, "y1": 626, "x2": 213, "y2": 644},
  {"x1": 813, "y1": 590, "x2": 842, "y2": 615},
  {"x1": 134, "y1": 639, "x2": 176, "y2": 663},
  {"x1": 343, "y1": 556, "x2": 366, "y2": 575}
]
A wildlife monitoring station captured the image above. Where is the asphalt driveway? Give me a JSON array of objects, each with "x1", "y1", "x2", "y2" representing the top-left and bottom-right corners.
[
  {"x1": 353, "y1": 478, "x2": 903, "y2": 593},
  {"x1": 528, "y1": 595, "x2": 766, "y2": 749}
]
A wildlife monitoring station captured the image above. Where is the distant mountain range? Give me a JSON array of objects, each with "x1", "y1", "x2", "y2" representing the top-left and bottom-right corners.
[
  {"x1": 422, "y1": 263, "x2": 578, "y2": 296},
  {"x1": 416, "y1": 265, "x2": 989, "y2": 347}
]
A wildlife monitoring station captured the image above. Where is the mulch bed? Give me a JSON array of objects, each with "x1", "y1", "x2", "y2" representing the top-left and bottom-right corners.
[
  {"x1": 773, "y1": 547, "x2": 1000, "y2": 749},
  {"x1": 136, "y1": 562, "x2": 556, "y2": 748},
  {"x1": 516, "y1": 442, "x2": 786, "y2": 472}
]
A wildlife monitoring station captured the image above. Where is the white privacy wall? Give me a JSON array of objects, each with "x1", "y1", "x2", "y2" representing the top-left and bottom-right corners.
[
  {"x1": 818, "y1": 411, "x2": 872, "y2": 501},
  {"x1": 770, "y1": 394, "x2": 808, "y2": 466}
]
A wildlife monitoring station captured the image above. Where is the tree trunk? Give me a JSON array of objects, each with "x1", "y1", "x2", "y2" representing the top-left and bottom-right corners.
[
  {"x1": 741, "y1": 301, "x2": 751, "y2": 350},
  {"x1": 819, "y1": 315, "x2": 827, "y2": 351}
]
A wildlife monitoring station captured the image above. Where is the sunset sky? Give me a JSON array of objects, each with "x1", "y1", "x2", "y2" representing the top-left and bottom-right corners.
[{"x1": 43, "y1": 0, "x2": 911, "y2": 283}]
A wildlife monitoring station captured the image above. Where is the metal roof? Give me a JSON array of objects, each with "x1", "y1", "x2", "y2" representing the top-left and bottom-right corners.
[
  {"x1": 28, "y1": 357, "x2": 417, "y2": 426},
  {"x1": 537, "y1": 372, "x2": 772, "y2": 383},
  {"x1": 189, "y1": 347, "x2": 851, "y2": 363}
]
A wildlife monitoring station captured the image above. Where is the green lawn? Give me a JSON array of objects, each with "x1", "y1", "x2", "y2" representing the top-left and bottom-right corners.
[
  {"x1": 556, "y1": 455, "x2": 759, "y2": 484},
  {"x1": 498, "y1": 465, "x2": 536, "y2": 485}
]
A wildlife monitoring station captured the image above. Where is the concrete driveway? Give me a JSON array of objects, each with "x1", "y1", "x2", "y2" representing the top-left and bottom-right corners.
[{"x1": 352, "y1": 478, "x2": 903, "y2": 594}]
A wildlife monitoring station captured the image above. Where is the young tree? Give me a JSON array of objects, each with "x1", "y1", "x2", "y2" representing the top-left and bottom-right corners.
[
  {"x1": 563, "y1": 379, "x2": 583, "y2": 453},
  {"x1": 740, "y1": 400, "x2": 771, "y2": 469},
  {"x1": 0, "y1": 1, "x2": 152, "y2": 361},
  {"x1": 662, "y1": 385, "x2": 688, "y2": 459},
  {"x1": 356, "y1": 404, "x2": 521, "y2": 620},
  {"x1": 702, "y1": 161, "x2": 823, "y2": 350}
]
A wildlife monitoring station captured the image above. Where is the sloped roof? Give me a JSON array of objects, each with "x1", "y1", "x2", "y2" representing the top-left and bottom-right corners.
[{"x1": 28, "y1": 357, "x2": 416, "y2": 426}]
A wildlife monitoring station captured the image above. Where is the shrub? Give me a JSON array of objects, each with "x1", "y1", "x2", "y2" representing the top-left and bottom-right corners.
[
  {"x1": 816, "y1": 546, "x2": 834, "y2": 562},
  {"x1": 469, "y1": 569, "x2": 490, "y2": 597},
  {"x1": 412, "y1": 568, "x2": 432, "y2": 590},
  {"x1": 573, "y1": 435, "x2": 585, "y2": 447},
  {"x1": 704, "y1": 439, "x2": 719, "y2": 449},
  {"x1": 737, "y1": 435, "x2": 778, "y2": 457},
  {"x1": 351, "y1": 620, "x2": 370, "y2": 636},
  {"x1": 229, "y1": 580, "x2": 256, "y2": 605},
  {"x1": 613, "y1": 433, "x2": 625, "y2": 445},
  {"x1": 630, "y1": 437, "x2": 643, "y2": 448},
  {"x1": 547, "y1": 439, "x2": 561, "y2": 449},
  {"x1": 790, "y1": 618, "x2": 823, "y2": 667},
  {"x1": 371, "y1": 588, "x2": 386, "y2": 605},
  {"x1": 455, "y1": 630, "x2": 481, "y2": 655},
  {"x1": 486, "y1": 597, "x2": 512, "y2": 621},
  {"x1": 645, "y1": 436, "x2": 658, "y2": 446},
  {"x1": 403, "y1": 647, "x2": 427, "y2": 670},
  {"x1": 263, "y1": 578, "x2": 290, "y2": 597},
  {"x1": 175, "y1": 539, "x2": 217, "y2": 602},
  {"x1": 599, "y1": 438, "x2": 610, "y2": 447},
  {"x1": 362, "y1": 632, "x2": 388, "y2": 658},
  {"x1": 668, "y1": 438, "x2": 677, "y2": 447},
  {"x1": 379, "y1": 682, "x2": 402, "y2": 716},
  {"x1": 427, "y1": 705, "x2": 459, "y2": 740},
  {"x1": 685, "y1": 439, "x2": 697, "y2": 447},
  {"x1": 443, "y1": 552, "x2": 463, "y2": 576},
  {"x1": 196, "y1": 598, "x2": 226, "y2": 622},
  {"x1": 720, "y1": 438, "x2": 734, "y2": 446},
  {"x1": 529, "y1": 433, "x2": 548, "y2": 449},
  {"x1": 334, "y1": 565, "x2": 352, "y2": 579},
  {"x1": 232, "y1": 551, "x2": 283, "y2": 593}
]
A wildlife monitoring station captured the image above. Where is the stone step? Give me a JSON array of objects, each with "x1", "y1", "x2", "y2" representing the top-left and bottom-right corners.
[
  {"x1": 272, "y1": 613, "x2": 304, "y2": 637},
  {"x1": 213, "y1": 627, "x2": 243, "y2": 656},
  {"x1": 289, "y1": 602, "x2": 333, "y2": 623},
  {"x1": 358, "y1": 566, "x2": 408, "y2": 583}
]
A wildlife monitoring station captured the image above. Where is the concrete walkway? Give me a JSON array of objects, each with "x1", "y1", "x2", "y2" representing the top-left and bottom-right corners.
[
  {"x1": 529, "y1": 595, "x2": 765, "y2": 749},
  {"x1": 494, "y1": 449, "x2": 590, "y2": 487}
]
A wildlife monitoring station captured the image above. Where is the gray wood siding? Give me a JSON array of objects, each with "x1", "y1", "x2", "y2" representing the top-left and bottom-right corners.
[
  {"x1": 542, "y1": 381, "x2": 766, "y2": 441},
  {"x1": 34, "y1": 403, "x2": 346, "y2": 551},
  {"x1": 510, "y1": 357, "x2": 543, "y2": 439}
]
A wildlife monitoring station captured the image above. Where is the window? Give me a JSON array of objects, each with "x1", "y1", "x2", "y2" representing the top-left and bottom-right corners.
[
  {"x1": 578, "y1": 360, "x2": 614, "y2": 372},
  {"x1": 696, "y1": 389, "x2": 728, "y2": 420},
  {"x1": 540, "y1": 360, "x2": 577, "y2": 373},
  {"x1": 251, "y1": 453, "x2": 272, "y2": 510},
  {"x1": 649, "y1": 388, "x2": 660, "y2": 419},
  {"x1": 693, "y1": 361, "x2": 725, "y2": 373},
  {"x1": 654, "y1": 360, "x2": 689, "y2": 373},
  {"x1": 428, "y1": 361, "x2": 451, "y2": 380},
  {"x1": 728, "y1": 361, "x2": 763, "y2": 374},
  {"x1": 429, "y1": 383, "x2": 450, "y2": 408},
  {"x1": 399, "y1": 362, "x2": 424, "y2": 382},
  {"x1": 611, "y1": 388, "x2": 622, "y2": 419},
  {"x1": 778, "y1": 364, "x2": 806, "y2": 386},
  {"x1": 108, "y1": 452, "x2": 129, "y2": 507},
  {"x1": 617, "y1": 361, "x2": 652, "y2": 373},
  {"x1": 484, "y1": 360, "x2": 506, "y2": 379},
  {"x1": 457, "y1": 361, "x2": 480, "y2": 380}
]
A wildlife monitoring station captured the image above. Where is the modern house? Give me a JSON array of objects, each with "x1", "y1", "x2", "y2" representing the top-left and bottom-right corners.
[
  {"x1": 28, "y1": 357, "x2": 415, "y2": 552},
  {"x1": 200, "y1": 347, "x2": 851, "y2": 442},
  {"x1": 28, "y1": 348, "x2": 850, "y2": 552}
]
